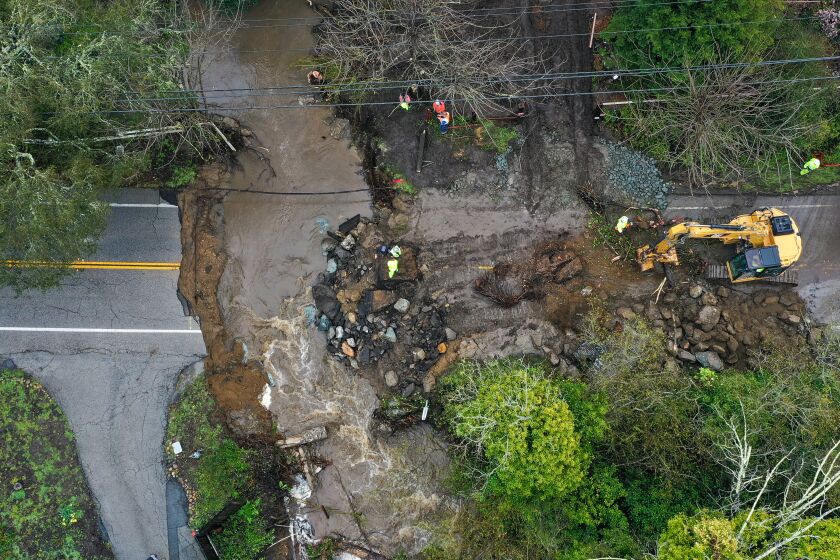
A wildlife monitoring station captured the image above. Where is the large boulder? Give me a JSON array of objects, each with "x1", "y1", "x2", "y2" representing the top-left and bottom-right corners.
[
  {"x1": 696, "y1": 305, "x2": 721, "y2": 332},
  {"x1": 312, "y1": 284, "x2": 341, "y2": 322},
  {"x1": 695, "y1": 351, "x2": 723, "y2": 371}
]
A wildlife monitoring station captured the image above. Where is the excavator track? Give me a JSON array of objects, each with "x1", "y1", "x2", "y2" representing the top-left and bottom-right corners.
[{"x1": 705, "y1": 264, "x2": 799, "y2": 287}]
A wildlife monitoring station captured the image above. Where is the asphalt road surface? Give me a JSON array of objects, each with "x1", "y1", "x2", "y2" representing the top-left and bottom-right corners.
[
  {"x1": 0, "y1": 189, "x2": 206, "y2": 560},
  {"x1": 666, "y1": 192, "x2": 840, "y2": 326}
]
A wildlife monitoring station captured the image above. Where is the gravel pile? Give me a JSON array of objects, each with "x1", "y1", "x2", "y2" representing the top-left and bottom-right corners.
[{"x1": 603, "y1": 141, "x2": 672, "y2": 209}]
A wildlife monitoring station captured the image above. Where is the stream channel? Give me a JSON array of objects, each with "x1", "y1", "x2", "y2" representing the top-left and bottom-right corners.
[{"x1": 198, "y1": 0, "x2": 451, "y2": 554}]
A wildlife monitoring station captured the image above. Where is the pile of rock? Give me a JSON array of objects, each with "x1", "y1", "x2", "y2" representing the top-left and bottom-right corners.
[
  {"x1": 612, "y1": 283, "x2": 808, "y2": 370},
  {"x1": 599, "y1": 140, "x2": 673, "y2": 209},
  {"x1": 311, "y1": 215, "x2": 454, "y2": 391}
]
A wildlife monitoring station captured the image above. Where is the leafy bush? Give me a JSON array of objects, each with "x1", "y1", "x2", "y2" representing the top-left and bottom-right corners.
[
  {"x1": 657, "y1": 511, "x2": 743, "y2": 560},
  {"x1": 0, "y1": 370, "x2": 112, "y2": 559},
  {"x1": 434, "y1": 359, "x2": 636, "y2": 560},
  {"x1": 439, "y1": 359, "x2": 591, "y2": 503},
  {"x1": 166, "y1": 164, "x2": 198, "y2": 189},
  {"x1": 603, "y1": 0, "x2": 783, "y2": 68},
  {"x1": 213, "y1": 500, "x2": 274, "y2": 560}
]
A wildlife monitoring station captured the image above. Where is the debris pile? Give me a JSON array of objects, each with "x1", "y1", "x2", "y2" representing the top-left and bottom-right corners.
[
  {"x1": 474, "y1": 240, "x2": 583, "y2": 307},
  {"x1": 311, "y1": 215, "x2": 453, "y2": 390},
  {"x1": 611, "y1": 283, "x2": 808, "y2": 370}
]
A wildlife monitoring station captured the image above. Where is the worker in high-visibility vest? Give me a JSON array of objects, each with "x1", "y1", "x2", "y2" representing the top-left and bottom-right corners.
[
  {"x1": 387, "y1": 259, "x2": 399, "y2": 278},
  {"x1": 399, "y1": 93, "x2": 411, "y2": 111},
  {"x1": 800, "y1": 157, "x2": 821, "y2": 175},
  {"x1": 615, "y1": 215, "x2": 630, "y2": 234}
]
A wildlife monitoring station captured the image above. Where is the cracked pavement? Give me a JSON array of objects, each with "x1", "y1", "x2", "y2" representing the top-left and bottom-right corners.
[{"x1": 0, "y1": 189, "x2": 206, "y2": 560}]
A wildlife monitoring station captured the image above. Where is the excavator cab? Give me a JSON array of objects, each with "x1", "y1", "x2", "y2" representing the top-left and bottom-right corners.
[{"x1": 727, "y1": 247, "x2": 785, "y2": 281}]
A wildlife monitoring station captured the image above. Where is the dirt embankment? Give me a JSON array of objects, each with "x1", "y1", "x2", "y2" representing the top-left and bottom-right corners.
[{"x1": 177, "y1": 164, "x2": 274, "y2": 438}]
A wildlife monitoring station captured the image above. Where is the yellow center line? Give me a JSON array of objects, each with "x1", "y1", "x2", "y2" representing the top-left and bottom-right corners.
[{"x1": 2, "y1": 260, "x2": 180, "y2": 271}]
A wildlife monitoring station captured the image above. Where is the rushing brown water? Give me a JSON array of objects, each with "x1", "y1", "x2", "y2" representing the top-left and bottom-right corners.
[
  {"x1": 197, "y1": 1, "x2": 450, "y2": 555},
  {"x1": 201, "y1": 0, "x2": 370, "y2": 319}
]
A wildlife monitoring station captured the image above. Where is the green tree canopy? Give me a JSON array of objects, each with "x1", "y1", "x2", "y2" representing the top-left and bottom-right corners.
[
  {"x1": 440, "y1": 359, "x2": 600, "y2": 503},
  {"x1": 0, "y1": 0, "x2": 202, "y2": 291},
  {"x1": 603, "y1": 0, "x2": 783, "y2": 68}
]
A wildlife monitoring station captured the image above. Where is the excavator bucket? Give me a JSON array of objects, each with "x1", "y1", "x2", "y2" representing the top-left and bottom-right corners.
[{"x1": 636, "y1": 245, "x2": 655, "y2": 272}]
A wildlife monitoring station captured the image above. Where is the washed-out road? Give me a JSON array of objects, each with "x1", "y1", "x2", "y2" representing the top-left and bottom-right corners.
[
  {"x1": 666, "y1": 192, "x2": 840, "y2": 326},
  {"x1": 0, "y1": 189, "x2": 206, "y2": 560}
]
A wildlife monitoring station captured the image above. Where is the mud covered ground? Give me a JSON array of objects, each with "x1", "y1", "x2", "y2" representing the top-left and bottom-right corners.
[{"x1": 174, "y1": 0, "x2": 828, "y2": 558}]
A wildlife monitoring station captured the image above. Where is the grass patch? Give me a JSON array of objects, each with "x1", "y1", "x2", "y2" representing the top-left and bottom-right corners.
[
  {"x1": 0, "y1": 369, "x2": 113, "y2": 559},
  {"x1": 213, "y1": 500, "x2": 274, "y2": 560},
  {"x1": 166, "y1": 375, "x2": 252, "y2": 529},
  {"x1": 436, "y1": 116, "x2": 520, "y2": 154}
]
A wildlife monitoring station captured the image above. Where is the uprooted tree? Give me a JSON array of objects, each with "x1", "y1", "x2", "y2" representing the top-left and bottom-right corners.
[{"x1": 313, "y1": 0, "x2": 548, "y2": 115}]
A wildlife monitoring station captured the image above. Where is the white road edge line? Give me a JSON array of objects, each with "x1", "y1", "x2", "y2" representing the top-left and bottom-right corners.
[
  {"x1": 109, "y1": 203, "x2": 178, "y2": 208},
  {"x1": 0, "y1": 327, "x2": 201, "y2": 334},
  {"x1": 669, "y1": 204, "x2": 835, "y2": 210}
]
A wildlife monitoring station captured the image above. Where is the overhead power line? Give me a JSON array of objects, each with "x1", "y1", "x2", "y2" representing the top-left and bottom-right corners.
[
  {"x1": 111, "y1": 55, "x2": 840, "y2": 102},
  {"x1": 49, "y1": 75, "x2": 840, "y2": 116},
  {"x1": 232, "y1": 0, "x2": 711, "y2": 22}
]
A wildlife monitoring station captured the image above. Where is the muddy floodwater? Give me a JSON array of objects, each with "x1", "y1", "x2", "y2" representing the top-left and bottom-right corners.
[
  {"x1": 197, "y1": 0, "x2": 450, "y2": 553},
  {"x1": 201, "y1": 0, "x2": 370, "y2": 320}
]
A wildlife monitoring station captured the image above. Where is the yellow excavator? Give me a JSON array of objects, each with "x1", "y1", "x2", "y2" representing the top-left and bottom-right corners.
[{"x1": 636, "y1": 207, "x2": 802, "y2": 285}]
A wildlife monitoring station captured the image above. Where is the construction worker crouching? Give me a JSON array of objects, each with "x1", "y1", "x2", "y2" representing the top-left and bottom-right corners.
[
  {"x1": 387, "y1": 245, "x2": 402, "y2": 278},
  {"x1": 615, "y1": 215, "x2": 630, "y2": 234},
  {"x1": 800, "y1": 157, "x2": 820, "y2": 176}
]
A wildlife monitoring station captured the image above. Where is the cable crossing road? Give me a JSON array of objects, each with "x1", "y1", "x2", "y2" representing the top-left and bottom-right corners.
[{"x1": 0, "y1": 188, "x2": 206, "y2": 560}]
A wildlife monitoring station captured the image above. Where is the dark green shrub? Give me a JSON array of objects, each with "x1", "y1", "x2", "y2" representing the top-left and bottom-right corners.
[
  {"x1": 603, "y1": 0, "x2": 783, "y2": 68},
  {"x1": 214, "y1": 500, "x2": 274, "y2": 560}
]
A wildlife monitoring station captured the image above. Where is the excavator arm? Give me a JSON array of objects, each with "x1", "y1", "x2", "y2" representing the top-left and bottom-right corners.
[{"x1": 636, "y1": 222, "x2": 751, "y2": 272}]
